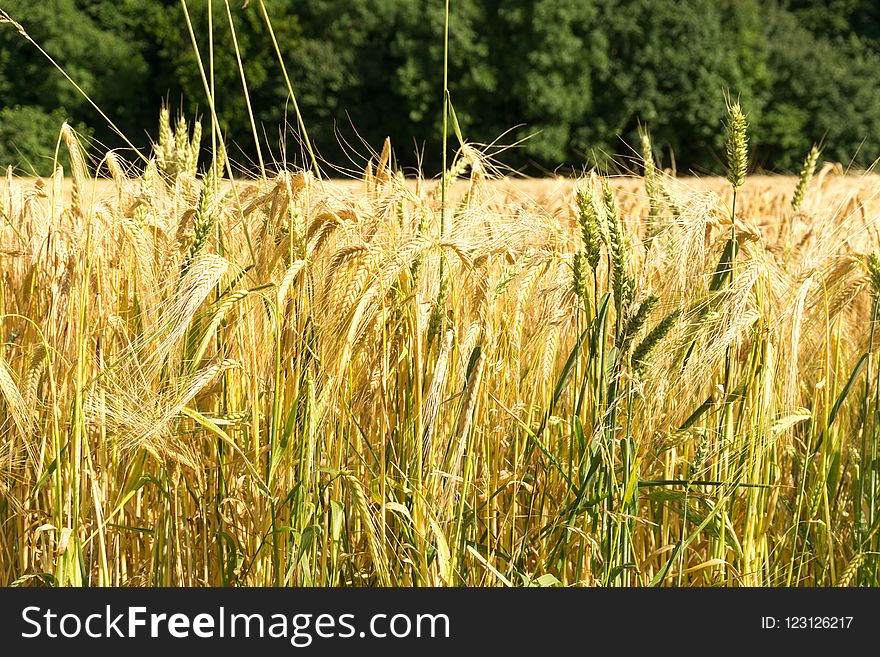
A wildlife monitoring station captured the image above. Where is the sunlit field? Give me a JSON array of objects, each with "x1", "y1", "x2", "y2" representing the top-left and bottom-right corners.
[{"x1": 2, "y1": 111, "x2": 880, "y2": 587}]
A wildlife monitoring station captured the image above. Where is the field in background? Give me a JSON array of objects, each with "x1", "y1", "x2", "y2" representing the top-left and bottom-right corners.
[
  {"x1": 2, "y1": 129, "x2": 880, "y2": 587},
  {"x1": 13, "y1": 169, "x2": 880, "y2": 223}
]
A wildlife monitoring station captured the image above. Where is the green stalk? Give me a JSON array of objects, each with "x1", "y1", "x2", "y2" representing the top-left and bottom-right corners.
[
  {"x1": 715, "y1": 99, "x2": 747, "y2": 575},
  {"x1": 871, "y1": 324, "x2": 880, "y2": 584},
  {"x1": 269, "y1": 304, "x2": 283, "y2": 586},
  {"x1": 441, "y1": 0, "x2": 450, "y2": 238},
  {"x1": 435, "y1": 0, "x2": 452, "y2": 342},
  {"x1": 857, "y1": 296, "x2": 878, "y2": 583},
  {"x1": 716, "y1": 187, "x2": 737, "y2": 569}
]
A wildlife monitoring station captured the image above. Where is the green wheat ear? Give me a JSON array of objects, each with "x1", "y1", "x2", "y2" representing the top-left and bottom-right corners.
[
  {"x1": 602, "y1": 179, "x2": 634, "y2": 316},
  {"x1": 641, "y1": 130, "x2": 661, "y2": 243},
  {"x1": 428, "y1": 267, "x2": 450, "y2": 343},
  {"x1": 623, "y1": 293, "x2": 659, "y2": 350},
  {"x1": 791, "y1": 144, "x2": 821, "y2": 212},
  {"x1": 867, "y1": 253, "x2": 880, "y2": 301},
  {"x1": 575, "y1": 185, "x2": 602, "y2": 270},
  {"x1": 725, "y1": 100, "x2": 748, "y2": 190},
  {"x1": 688, "y1": 432, "x2": 712, "y2": 481},
  {"x1": 574, "y1": 250, "x2": 594, "y2": 302},
  {"x1": 182, "y1": 166, "x2": 218, "y2": 277},
  {"x1": 632, "y1": 306, "x2": 682, "y2": 375},
  {"x1": 157, "y1": 105, "x2": 174, "y2": 177}
]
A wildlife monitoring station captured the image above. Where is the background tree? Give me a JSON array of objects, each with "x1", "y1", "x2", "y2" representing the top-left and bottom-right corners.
[
  {"x1": 0, "y1": 0, "x2": 153, "y2": 172},
  {"x1": 2, "y1": 0, "x2": 880, "y2": 175}
]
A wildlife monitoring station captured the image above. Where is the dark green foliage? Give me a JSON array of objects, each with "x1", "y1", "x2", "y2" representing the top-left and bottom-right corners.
[
  {"x1": 0, "y1": 0, "x2": 154, "y2": 174},
  {"x1": 1, "y1": 0, "x2": 880, "y2": 175},
  {"x1": 585, "y1": 0, "x2": 767, "y2": 173},
  {"x1": 785, "y1": 0, "x2": 880, "y2": 44},
  {"x1": 150, "y1": 0, "x2": 303, "y2": 169},
  {"x1": 0, "y1": 105, "x2": 92, "y2": 175},
  {"x1": 755, "y1": 7, "x2": 880, "y2": 169}
]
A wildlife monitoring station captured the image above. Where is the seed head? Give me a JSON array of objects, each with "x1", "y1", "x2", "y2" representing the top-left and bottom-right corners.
[
  {"x1": 602, "y1": 179, "x2": 634, "y2": 316},
  {"x1": 632, "y1": 306, "x2": 682, "y2": 375},
  {"x1": 573, "y1": 251, "x2": 588, "y2": 300},
  {"x1": 725, "y1": 101, "x2": 748, "y2": 189},
  {"x1": 575, "y1": 186, "x2": 602, "y2": 270},
  {"x1": 623, "y1": 293, "x2": 659, "y2": 351},
  {"x1": 791, "y1": 144, "x2": 821, "y2": 212},
  {"x1": 867, "y1": 253, "x2": 880, "y2": 301},
  {"x1": 688, "y1": 432, "x2": 712, "y2": 481},
  {"x1": 182, "y1": 166, "x2": 218, "y2": 276},
  {"x1": 641, "y1": 130, "x2": 663, "y2": 243}
]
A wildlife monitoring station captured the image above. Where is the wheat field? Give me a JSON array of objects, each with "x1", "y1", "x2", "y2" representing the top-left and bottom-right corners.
[{"x1": 1, "y1": 113, "x2": 880, "y2": 588}]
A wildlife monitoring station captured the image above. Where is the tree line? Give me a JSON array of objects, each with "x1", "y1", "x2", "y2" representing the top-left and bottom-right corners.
[{"x1": 2, "y1": 0, "x2": 880, "y2": 176}]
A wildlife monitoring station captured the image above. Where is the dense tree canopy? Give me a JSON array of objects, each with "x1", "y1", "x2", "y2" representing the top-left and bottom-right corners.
[{"x1": 1, "y1": 0, "x2": 879, "y2": 175}]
